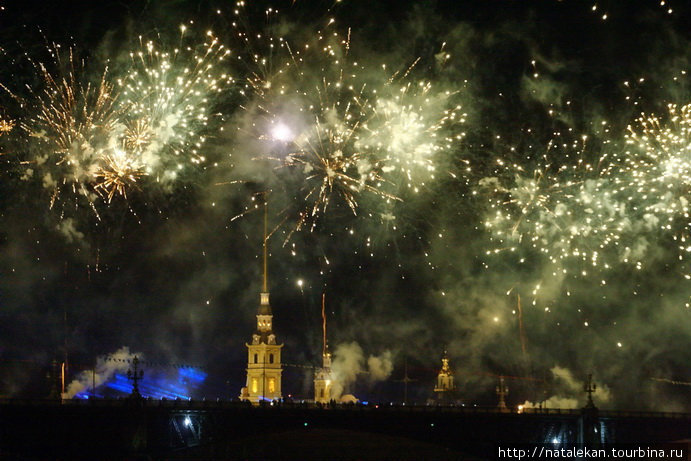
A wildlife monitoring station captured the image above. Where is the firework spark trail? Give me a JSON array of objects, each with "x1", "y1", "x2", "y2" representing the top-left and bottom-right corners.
[
  {"x1": 0, "y1": 111, "x2": 13, "y2": 158},
  {"x1": 226, "y1": 2, "x2": 296, "y2": 102}
]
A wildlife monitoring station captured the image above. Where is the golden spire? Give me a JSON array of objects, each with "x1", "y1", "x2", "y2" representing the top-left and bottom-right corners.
[
  {"x1": 259, "y1": 194, "x2": 271, "y2": 309},
  {"x1": 322, "y1": 292, "x2": 327, "y2": 357},
  {"x1": 263, "y1": 198, "x2": 268, "y2": 293}
]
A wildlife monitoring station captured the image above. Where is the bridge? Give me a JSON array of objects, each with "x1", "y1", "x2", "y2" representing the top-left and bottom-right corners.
[{"x1": 1, "y1": 399, "x2": 690, "y2": 459}]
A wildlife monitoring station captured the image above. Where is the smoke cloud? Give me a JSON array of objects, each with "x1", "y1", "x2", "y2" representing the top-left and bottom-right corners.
[
  {"x1": 330, "y1": 342, "x2": 394, "y2": 400},
  {"x1": 65, "y1": 347, "x2": 139, "y2": 399},
  {"x1": 521, "y1": 366, "x2": 612, "y2": 410}
]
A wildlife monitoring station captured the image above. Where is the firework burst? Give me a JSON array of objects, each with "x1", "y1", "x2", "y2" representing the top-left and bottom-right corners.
[
  {"x1": 360, "y1": 78, "x2": 467, "y2": 193},
  {"x1": 17, "y1": 47, "x2": 120, "y2": 211},
  {"x1": 483, "y1": 102, "x2": 691, "y2": 298},
  {"x1": 227, "y1": 16, "x2": 399, "y2": 231},
  {"x1": 624, "y1": 103, "x2": 691, "y2": 274},
  {"x1": 8, "y1": 29, "x2": 233, "y2": 213},
  {"x1": 0, "y1": 114, "x2": 14, "y2": 135},
  {"x1": 625, "y1": 103, "x2": 691, "y2": 221},
  {"x1": 283, "y1": 116, "x2": 399, "y2": 232},
  {"x1": 116, "y1": 29, "x2": 233, "y2": 183},
  {"x1": 228, "y1": 5, "x2": 465, "y2": 235},
  {"x1": 93, "y1": 150, "x2": 144, "y2": 203},
  {"x1": 481, "y1": 139, "x2": 615, "y2": 274}
]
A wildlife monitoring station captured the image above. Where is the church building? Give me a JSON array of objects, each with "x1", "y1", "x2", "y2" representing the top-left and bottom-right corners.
[
  {"x1": 240, "y1": 202, "x2": 283, "y2": 404},
  {"x1": 433, "y1": 351, "x2": 456, "y2": 402},
  {"x1": 314, "y1": 349, "x2": 332, "y2": 404}
]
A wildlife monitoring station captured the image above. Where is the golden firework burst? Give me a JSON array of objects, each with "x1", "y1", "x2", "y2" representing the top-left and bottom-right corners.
[{"x1": 94, "y1": 151, "x2": 145, "y2": 203}]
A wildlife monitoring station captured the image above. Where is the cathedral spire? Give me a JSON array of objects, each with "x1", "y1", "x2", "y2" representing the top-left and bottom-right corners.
[
  {"x1": 322, "y1": 292, "x2": 328, "y2": 357},
  {"x1": 262, "y1": 197, "x2": 268, "y2": 294},
  {"x1": 314, "y1": 292, "x2": 333, "y2": 404},
  {"x1": 259, "y1": 196, "x2": 271, "y2": 312},
  {"x1": 240, "y1": 194, "x2": 283, "y2": 404}
]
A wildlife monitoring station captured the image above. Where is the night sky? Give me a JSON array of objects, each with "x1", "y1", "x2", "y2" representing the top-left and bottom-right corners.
[{"x1": 1, "y1": 0, "x2": 691, "y2": 409}]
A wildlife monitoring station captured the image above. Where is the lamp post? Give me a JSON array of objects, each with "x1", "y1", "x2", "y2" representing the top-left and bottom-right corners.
[{"x1": 127, "y1": 356, "x2": 144, "y2": 399}]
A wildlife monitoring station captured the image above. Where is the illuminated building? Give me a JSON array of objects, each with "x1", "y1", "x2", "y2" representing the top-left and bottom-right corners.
[
  {"x1": 433, "y1": 351, "x2": 455, "y2": 402},
  {"x1": 313, "y1": 350, "x2": 332, "y2": 404},
  {"x1": 240, "y1": 202, "x2": 283, "y2": 404}
]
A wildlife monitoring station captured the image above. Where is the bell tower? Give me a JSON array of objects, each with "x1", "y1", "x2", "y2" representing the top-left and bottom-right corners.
[
  {"x1": 240, "y1": 199, "x2": 283, "y2": 404},
  {"x1": 433, "y1": 350, "x2": 455, "y2": 402}
]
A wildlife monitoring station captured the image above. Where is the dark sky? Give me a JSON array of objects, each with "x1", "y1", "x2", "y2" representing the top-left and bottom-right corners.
[{"x1": 1, "y1": 0, "x2": 691, "y2": 409}]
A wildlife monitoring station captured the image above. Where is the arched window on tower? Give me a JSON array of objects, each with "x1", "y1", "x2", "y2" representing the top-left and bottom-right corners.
[
  {"x1": 269, "y1": 353, "x2": 274, "y2": 364},
  {"x1": 254, "y1": 353, "x2": 258, "y2": 364}
]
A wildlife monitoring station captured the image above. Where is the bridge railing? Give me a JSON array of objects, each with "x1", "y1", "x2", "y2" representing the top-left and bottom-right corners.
[{"x1": 2, "y1": 398, "x2": 691, "y2": 420}]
